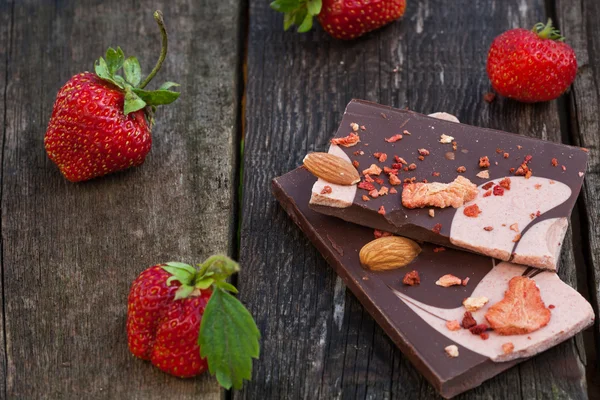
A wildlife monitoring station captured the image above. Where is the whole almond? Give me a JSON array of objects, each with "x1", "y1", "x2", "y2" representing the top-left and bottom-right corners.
[
  {"x1": 303, "y1": 152, "x2": 360, "y2": 185},
  {"x1": 359, "y1": 236, "x2": 421, "y2": 271}
]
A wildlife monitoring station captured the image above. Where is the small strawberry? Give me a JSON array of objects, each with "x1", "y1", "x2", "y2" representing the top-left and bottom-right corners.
[
  {"x1": 44, "y1": 11, "x2": 180, "y2": 182},
  {"x1": 270, "y1": 0, "x2": 406, "y2": 40},
  {"x1": 127, "y1": 255, "x2": 260, "y2": 388},
  {"x1": 486, "y1": 19, "x2": 577, "y2": 103}
]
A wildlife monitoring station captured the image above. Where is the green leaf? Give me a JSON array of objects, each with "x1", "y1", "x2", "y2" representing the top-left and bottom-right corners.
[
  {"x1": 165, "y1": 262, "x2": 197, "y2": 275},
  {"x1": 294, "y1": 7, "x2": 307, "y2": 27},
  {"x1": 105, "y1": 47, "x2": 125, "y2": 75},
  {"x1": 132, "y1": 88, "x2": 180, "y2": 106},
  {"x1": 214, "y1": 281, "x2": 239, "y2": 294},
  {"x1": 123, "y1": 87, "x2": 147, "y2": 115},
  {"x1": 195, "y1": 278, "x2": 215, "y2": 290},
  {"x1": 283, "y1": 12, "x2": 295, "y2": 31},
  {"x1": 297, "y1": 12, "x2": 313, "y2": 32},
  {"x1": 163, "y1": 265, "x2": 195, "y2": 286},
  {"x1": 270, "y1": 0, "x2": 301, "y2": 12},
  {"x1": 94, "y1": 57, "x2": 124, "y2": 89},
  {"x1": 158, "y1": 81, "x2": 180, "y2": 91},
  {"x1": 174, "y1": 285, "x2": 195, "y2": 301},
  {"x1": 198, "y1": 255, "x2": 240, "y2": 281},
  {"x1": 199, "y1": 289, "x2": 260, "y2": 390},
  {"x1": 307, "y1": 0, "x2": 322, "y2": 16},
  {"x1": 113, "y1": 75, "x2": 127, "y2": 87},
  {"x1": 123, "y1": 56, "x2": 142, "y2": 87}
]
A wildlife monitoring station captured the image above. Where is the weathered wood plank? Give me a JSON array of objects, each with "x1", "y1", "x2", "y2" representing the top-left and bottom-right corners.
[
  {"x1": 0, "y1": 1, "x2": 12, "y2": 397},
  {"x1": 0, "y1": 0, "x2": 241, "y2": 398},
  {"x1": 555, "y1": 0, "x2": 600, "y2": 367},
  {"x1": 238, "y1": 0, "x2": 588, "y2": 398}
]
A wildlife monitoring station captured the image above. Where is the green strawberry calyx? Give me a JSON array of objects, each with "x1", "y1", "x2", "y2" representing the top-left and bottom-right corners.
[
  {"x1": 93, "y1": 10, "x2": 180, "y2": 121},
  {"x1": 270, "y1": 0, "x2": 322, "y2": 33},
  {"x1": 161, "y1": 256, "x2": 260, "y2": 390},
  {"x1": 532, "y1": 19, "x2": 566, "y2": 42}
]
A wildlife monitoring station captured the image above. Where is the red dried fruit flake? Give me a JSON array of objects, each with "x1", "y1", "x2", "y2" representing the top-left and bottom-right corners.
[
  {"x1": 463, "y1": 204, "x2": 482, "y2": 218},
  {"x1": 509, "y1": 167, "x2": 515, "y2": 173},
  {"x1": 403, "y1": 130, "x2": 411, "y2": 135},
  {"x1": 462, "y1": 277, "x2": 470, "y2": 286},
  {"x1": 374, "y1": 177, "x2": 384, "y2": 185},
  {"x1": 509, "y1": 223, "x2": 519, "y2": 232},
  {"x1": 462, "y1": 312, "x2": 477, "y2": 329},
  {"x1": 385, "y1": 134, "x2": 403, "y2": 143},
  {"x1": 350, "y1": 122, "x2": 359, "y2": 132},
  {"x1": 446, "y1": 320, "x2": 461, "y2": 331},
  {"x1": 483, "y1": 226, "x2": 494, "y2": 231},
  {"x1": 358, "y1": 181, "x2": 375, "y2": 191},
  {"x1": 362, "y1": 195, "x2": 370, "y2": 201},
  {"x1": 480, "y1": 333, "x2": 490, "y2": 340},
  {"x1": 408, "y1": 163, "x2": 417, "y2": 171},
  {"x1": 374, "y1": 229, "x2": 393, "y2": 239},
  {"x1": 389, "y1": 174, "x2": 401, "y2": 186},
  {"x1": 503, "y1": 152, "x2": 509, "y2": 159},
  {"x1": 403, "y1": 167, "x2": 409, "y2": 172},
  {"x1": 394, "y1": 155, "x2": 407, "y2": 164},
  {"x1": 436, "y1": 274, "x2": 462, "y2": 287},
  {"x1": 418, "y1": 148, "x2": 430, "y2": 156},
  {"x1": 483, "y1": 190, "x2": 492, "y2": 197},
  {"x1": 561, "y1": 165, "x2": 567, "y2": 171},
  {"x1": 433, "y1": 247, "x2": 446, "y2": 252},
  {"x1": 418, "y1": 155, "x2": 425, "y2": 161},
  {"x1": 499, "y1": 178, "x2": 511, "y2": 190},
  {"x1": 432, "y1": 172, "x2": 440, "y2": 177},
  {"x1": 353, "y1": 150, "x2": 365, "y2": 156},
  {"x1": 369, "y1": 189, "x2": 379, "y2": 198},
  {"x1": 360, "y1": 125, "x2": 366, "y2": 131},
  {"x1": 378, "y1": 186, "x2": 389, "y2": 196},
  {"x1": 479, "y1": 156, "x2": 490, "y2": 168},
  {"x1": 389, "y1": 187, "x2": 398, "y2": 194},
  {"x1": 402, "y1": 176, "x2": 478, "y2": 209},
  {"x1": 536, "y1": 210, "x2": 541, "y2": 217},
  {"x1": 517, "y1": 145, "x2": 523, "y2": 150},
  {"x1": 404, "y1": 177, "x2": 416, "y2": 184},
  {"x1": 549, "y1": 304, "x2": 555, "y2": 309},
  {"x1": 496, "y1": 148, "x2": 503, "y2": 154},
  {"x1": 484, "y1": 92, "x2": 496, "y2": 103},
  {"x1": 402, "y1": 270, "x2": 421, "y2": 286},
  {"x1": 512, "y1": 234, "x2": 521, "y2": 243},
  {"x1": 469, "y1": 324, "x2": 489, "y2": 335},
  {"x1": 551, "y1": 158, "x2": 559, "y2": 167},
  {"x1": 502, "y1": 343, "x2": 515, "y2": 354},
  {"x1": 524, "y1": 155, "x2": 533, "y2": 163},
  {"x1": 493, "y1": 186, "x2": 505, "y2": 196},
  {"x1": 331, "y1": 132, "x2": 360, "y2": 147},
  {"x1": 482, "y1": 182, "x2": 495, "y2": 190},
  {"x1": 485, "y1": 276, "x2": 551, "y2": 335},
  {"x1": 392, "y1": 163, "x2": 403, "y2": 170},
  {"x1": 383, "y1": 167, "x2": 398, "y2": 175},
  {"x1": 352, "y1": 160, "x2": 360, "y2": 169},
  {"x1": 373, "y1": 152, "x2": 388, "y2": 162},
  {"x1": 321, "y1": 186, "x2": 332, "y2": 195},
  {"x1": 363, "y1": 164, "x2": 382, "y2": 176},
  {"x1": 432, "y1": 223, "x2": 442, "y2": 234},
  {"x1": 364, "y1": 174, "x2": 374, "y2": 183},
  {"x1": 378, "y1": 205, "x2": 386, "y2": 215},
  {"x1": 534, "y1": 184, "x2": 542, "y2": 190}
]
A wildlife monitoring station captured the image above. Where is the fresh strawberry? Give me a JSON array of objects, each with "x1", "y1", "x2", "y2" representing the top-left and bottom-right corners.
[
  {"x1": 44, "y1": 11, "x2": 180, "y2": 182},
  {"x1": 486, "y1": 19, "x2": 577, "y2": 103},
  {"x1": 127, "y1": 256, "x2": 260, "y2": 388},
  {"x1": 271, "y1": 0, "x2": 406, "y2": 40}
]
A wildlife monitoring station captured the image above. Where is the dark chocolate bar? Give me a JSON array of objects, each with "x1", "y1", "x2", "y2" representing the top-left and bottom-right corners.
[
  {"x1": 273, "y1": 167, "x2": 593, "y2": 399},
  {"x1": 307, "y1": 100, "x2": 589, "y2": 270}
]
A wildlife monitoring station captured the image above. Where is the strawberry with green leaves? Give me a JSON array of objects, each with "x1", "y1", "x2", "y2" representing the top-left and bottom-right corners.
[
  {"x1": 127, "y1": 255, "x2": 260, "y2": 388},
  {"x1": 271, "y1": 0, "x2": 406, "y2": 40},
  {"x1": 44, "y1": 11, "x2": 180, "y2": 182},
  {"x1": 486, "y1": 19, "x2": 577, "y2": 103}
]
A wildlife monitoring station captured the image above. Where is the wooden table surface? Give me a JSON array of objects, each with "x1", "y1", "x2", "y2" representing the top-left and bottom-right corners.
[{"x1": 0, "y1": 0, "x2": 598, "y2": 399}]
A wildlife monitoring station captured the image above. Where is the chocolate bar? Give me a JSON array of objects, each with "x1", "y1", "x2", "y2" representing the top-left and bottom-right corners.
[
  {"x1": 273, "y1": 167, "x2": 594, "y2": 399},
  {"x1": 307, "y1": 100, "x2": 588, "y2": 270}
]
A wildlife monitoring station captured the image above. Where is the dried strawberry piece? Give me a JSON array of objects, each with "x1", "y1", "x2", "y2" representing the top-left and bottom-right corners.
[
  {"x1": 389, "y1": 187, "x2": 398, "y2": 194},
  {"x1": 483, "y1": 226, "x2": 494, "y2": 231},
  {"x1": 418, "y1": 155, "x2": 425, "y2": 161},
  {"x1": 482, "y1": 182, "x2": 494, "y2": 190},
  {"x1": 358, "y1": 181, "x2": 375, "y2": 191},
  {"x1": 463, "y1": 204, "x2": 482, "y2": 218},
  {"x1": 496, "y1": 148, "x2": 503, "y2": 154},
  {"x1": 374, "y1": 177, "x2": 384, "y2": 185},
  {"x1": 364, "y1": 174, "x2": 374, "y2": 183},
  {"x1": 433, "y1": 247, "x2": 446, "y2": 252},
  {"x1": 385, "y1": 134, "x2": 403, "y2": 143},
  {"x1": 432, "y1": 172, "x2": 440, "y2": 177},
  {"x1": 551, "y1": 158, "x2": 559, "y2": 167},
  {"x1": 363, "y1": 164, "x2": 382, "y2": 176},
  {"x1": 456, "y1": 166, "x2": 466, "y2": 173},
  {"x1": 403, "y1": 167, "x2": 409, "y2": 172},
  {"x1": 493, "y1": 186, "x2": 504, "y2": 196},
  {"x1": 378, "y1": 186, "x2": 389, "y2": 196},
  {"x1": 331, "y1": 132, "x2": 360, "y2": 147},
  {"x1": 469, "y1": 324, "x2": 489, "y2": 335},
  {"x1": 461, "y1": 277, "x2": 470, "y2": 286},
  {"x1": 485, "y1": 276, "x2": 551, "y2": 335},
  {"x1": 502, "y1": 343, "x2": 514, "y2": 354},
  {"x1": 362, "y1": 195, "x2": 370, "y2": 201},
  {"x1": 374, "y1": 229, "x2": 393, "y2": 239},
  {"x1": 321, "y1": 186, "x2": 332, "y2": 194},
  {"x1": 479, "y1": 156, "x2": 490, "y2": 168},
  {"x1": 512, "y1": 234, "x2": 521, "y2": 242},
  {"x1": 480, "y1": 333, "x2": 489, "y2": 340},
  {"x1": 392, "y1": 163, "x2": 404, "y2": 170},
  {"x1": 389, "y1": 174, "x2": 401, "y2": 186},
  {"x1": 373, "y1": 152, "x2": 387, "y2": 162},
  {"x1": 503, "y1": 152, "x2": 509, "y2": 159},
  {"x1": 509, "y1": 167, "x2": 515, "y2": 173},
  {"x1": 432, "y1": 223, "x2": 442, "y2": 234},
  {"x1": 549, "y1": 304, "x2": 555, "y2": 309},
  {"x1": 534, "y1": 183, "x2": 542, "y2": 189},
  {"x1": 436, "y1": 274, "x2": 461, "y2": 287},
  {"x1": 378, "y1": 205, "x2": 386, "y2": 215},
  {"x1": 561, "y1": 165, "x2": 566, "y2": 171},
  {"x1": 462, "y1": 312, "x2": 477, "y2": 329},
  {"x1": 499, "y1": 178, "x2": 511, "y2": 190},
  {"x1": 383, "y1": 167, "x2": 398, "y2": 175},
  {"x1": 483, "y1": 190, "x2": 492, "y2": 197},
  {"x1": 446, "y1": 320, "x2": 461, "y2": 331},
  {"x1": 394, "y1": 155, "x2": 407, "y2": 164},
  {"x1": 408, "y1": 163, "x2": 417, "y2": 171},
  {"x1": 524, "y1": 155, "x2": 533, "y2": 163},
  {"x1": 402, "y1": 270, "x2": 420, "y2": 286},
  {"x1": 402, "y1": 176, "x2": 478, "y2": 209},
  {"x1": 352, "y1": 160, "x2": 360, "y2": 169},
  {"x1": 418, "y1": 148, "x2": 430, "y2": 156},
  {"x1": 353, "y1": 150, "x2": 364, "y2": 156},
  {"x1": 369, "y1": 189, "x2": 379, "y2": 198}
]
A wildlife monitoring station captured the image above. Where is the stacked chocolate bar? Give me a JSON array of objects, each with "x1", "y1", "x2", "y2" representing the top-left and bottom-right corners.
[{"x1": 272, "y1": 100, "x2": 594, "y2": 399}]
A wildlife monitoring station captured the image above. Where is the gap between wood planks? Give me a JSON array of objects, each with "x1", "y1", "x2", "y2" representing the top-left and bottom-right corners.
[{"x1": 0, "y1": 1, "x2": 15, "y2": 398}]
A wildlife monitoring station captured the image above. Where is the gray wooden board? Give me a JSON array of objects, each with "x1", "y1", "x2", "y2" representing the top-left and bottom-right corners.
[
  {"x1": 0, "y1": 0, "x2": 241, "y2": 398},
  {"x1": 556, "y1": 0, "x2": 600, "y2": 366},
  {"x1": 238, "y1": 0, "x2": 589, "y2": 398}
]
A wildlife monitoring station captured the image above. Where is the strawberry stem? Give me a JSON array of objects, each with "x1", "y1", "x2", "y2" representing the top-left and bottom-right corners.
[
  {"x1": 139, "y1": 10, "x2": 168, "y2": 89},
  {"x1": 532, "y1": 19, "x2": 565, "y2": 42}
]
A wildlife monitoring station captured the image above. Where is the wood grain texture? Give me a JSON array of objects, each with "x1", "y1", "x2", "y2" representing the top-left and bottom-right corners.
[
  {"x1": 556, "y1": 0, "x2": 600, "y2": 357},
  {"x1": 0, "y1": 0, "x2": 241, "y2": 398},
  {"x1": 238, "y1": 0, "x2": 588, "y2": 398}
]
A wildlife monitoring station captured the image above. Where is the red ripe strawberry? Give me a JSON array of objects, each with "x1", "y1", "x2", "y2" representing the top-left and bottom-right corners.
[
  {"x1": 487, "y1": 19, "x2": 577, "y2": 103},
  {"x1": 45, "y1": 11, "x2": 180, "y2": 182},
  {"x1": 127, "y1": 256, "x2": 260, "y2": 389},
  {"x1": 271, "y1": 0, "x2": 406, "y2": 40}
]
